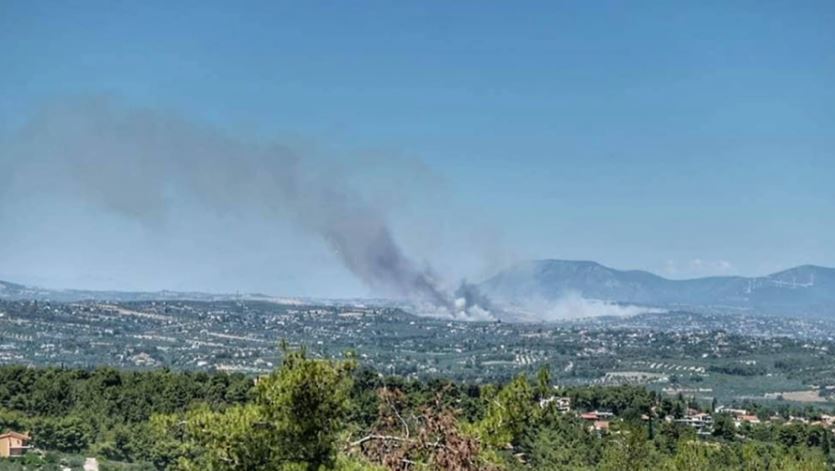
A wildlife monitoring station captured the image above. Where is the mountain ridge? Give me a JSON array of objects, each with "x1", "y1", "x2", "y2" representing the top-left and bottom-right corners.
[
  {"x1": 0, "y1": 280, "x2": 262, "y2": 303},
  {"x1": 480, "y1": 260, "x2": 835, "y2": 318},
  {"x1": 4, "y1": 261, "x2": 835, "y2": 319}
]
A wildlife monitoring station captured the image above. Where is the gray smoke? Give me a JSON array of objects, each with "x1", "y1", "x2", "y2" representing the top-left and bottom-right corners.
[
  {"x1": 0, "y1": 98, "x2": 493, "y2": 319},
  {"x1": 452, "y1": 281, "x2": 497, "y2": 319}
]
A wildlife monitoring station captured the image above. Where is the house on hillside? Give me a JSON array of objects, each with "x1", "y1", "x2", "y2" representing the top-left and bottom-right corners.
[
  {"x1": 676, "y1": 412, "x2": 714, "y2": 435},
  {"x1": 539, "y1": 396, "x2": 571, "y2": 412},
  {"x1": 0, "y1": 431, "x2": 30, "y2": 458},
  {"x1": 579, "y1": 410, "x2": 613, "y2": 434},
  {"x1": 580, "y1": 412, "x2": 598, "y2": 421},
  {"x1": 592, "y1": 420, "x2": 610, "y2": 432},
  {"x1": 735, "y1": 415, "x2": 761, "y2": 428},
  {"x1": 580, "y1": 410, "x2": 614, "y2": 421}
]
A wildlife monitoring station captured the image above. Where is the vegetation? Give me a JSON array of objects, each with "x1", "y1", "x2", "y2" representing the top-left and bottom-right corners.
[
  {"x1": 5, "y1": 299, "x2": 835, "y2": 408},
  {"x1": 1, "y1": 351, "x2": 833, "y2": 470}
]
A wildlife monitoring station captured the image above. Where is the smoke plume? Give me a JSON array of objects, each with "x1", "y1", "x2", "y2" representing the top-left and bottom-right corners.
[
  {"x1": 516, "y1": 291, "x2": 665, "y2": 320},
  {"x1": 0, "y1": 98, "x2": 493, "y2": 319}
]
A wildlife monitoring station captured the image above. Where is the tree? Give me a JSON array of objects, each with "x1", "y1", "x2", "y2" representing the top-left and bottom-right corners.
[
  {"x1": 712, "y1": 413, "x2": 736, "y2": 441},
  {"x1": 477, "y1": 374, "x2": 537, "y2": 449},
  {"x1": 536, "y1": 366, "x2": 551, "y2": 400},
  {"x1": 179, "y1": 348, "x2": 355, "y2": 471},
  {"x1": 32, "y1": 415, "x2": 90, "y2": 453},
  {"x1": 525, "y1": 415, "x2": 599, "y2": 470},
  {"x1": 599, "y1": 425, "x2": 656, "y2": 471}
]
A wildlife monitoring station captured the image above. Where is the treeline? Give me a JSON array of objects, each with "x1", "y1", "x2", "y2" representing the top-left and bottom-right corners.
[
  {"x1": 0, "y1": 366, "x2": 252, "y2": 460},
  {"x1": 708, "y1": 363, "x2": 768, "y2": 377},
  {"x1": 0, "y1": 356, "x2": 832, "y2": 470}
]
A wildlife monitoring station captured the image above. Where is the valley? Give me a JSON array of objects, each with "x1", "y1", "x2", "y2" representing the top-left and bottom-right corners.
[{"x1": 2, "y1": 298, "x2": 835, "y2": 408}]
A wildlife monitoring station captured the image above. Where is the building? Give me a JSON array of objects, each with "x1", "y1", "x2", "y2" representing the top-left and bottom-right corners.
[
  {"x1": 539, "y1": 396, "x2": 571, "y2": 412},
  {"x1": 675, "y1": 412, "x2": 714, "y2": 435},
  {"x1": 0, "y1": 431, "x2": 30, "y2": 458},
  {"x1": 592, "y1": 420, "x2": 611, "y2": 432},
  {"x1": 736, "y1": 415, "x2": 761, "y2": 427},
  {"x1": 580, "y1": 410, "x2": 614, "y2": 421},
  {"x1": 716, "y1": 407, "x2": 748, "y2": 417}
]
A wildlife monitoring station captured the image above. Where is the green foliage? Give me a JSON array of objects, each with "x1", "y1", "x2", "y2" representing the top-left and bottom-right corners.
[
  {"x1": 177, "y1": 348, "x2": 355, "y2": 471},
  {"x1": 477, "y1": 374, "x2": 538, "y2": 448},
  {"x1": 524, "y1": 415, "x2": 600, "y2": 469},
  {"x1": 598, "y1": 425, "x2": 658, "y2": 471},
  {"x1": 535, "y1": 366, "x2": 551, "y2": 400},
  {"x1": 708, "y1": 363, "x2": 767, "y2": 377},
  {"x1": 256, "y1": 349, "x2": 354, "y2": 467},
  {"x1": 0, "y1": 366, "x2": 253, "y2": 424},
  {"x1": 565, "y1": 385, "x2": 654, "y2": 417},
  {"x1": 328, "y1": 455, "x2": 387, "y2": 471},
  {"x1": 32, "y1": 415, "x2": 90, "y2": 453},
  {"x1": 712, "y1": 413, "x2": 736, "y2": 441},
  {"x1": 181, "y1": 403, "x2": 267, "y2": 470},
  {"x1": 0, "y1": 358, "x2": 832, "y2": 471},
  {"x1": 0, "y1": 408, "x2": 29, "y2": 433},
  {"x1": 655, "y1": 420, "x2": 696, "y2": 454}
]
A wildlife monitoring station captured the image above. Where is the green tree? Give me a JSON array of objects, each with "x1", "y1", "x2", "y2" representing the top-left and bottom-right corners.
[
  {"x1": 477, "y1": 374, "x2": 537, "y2": 448},
  {"x1": 179, "y1": 348, "x2": 354, "y2": 471},
  {"x1": 536, "y1": 366, "x2": 551, "y2": 400},
  {"x1": 712, "y1": 413, "x2": 736, "y2": 441},
  {"x1": 32, "y1": 415, "x2": 90, "y2": 453},
  {"x1": 599, "y1": 425, "x2": 657, "y2": 471}
]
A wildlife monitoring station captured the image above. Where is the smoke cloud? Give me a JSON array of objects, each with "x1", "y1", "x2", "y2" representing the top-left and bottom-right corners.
[
  {"x1": 0, "y1": 98, "x2": 492, "y2": 319},
  {"x1": 510, "y1": 291, "x2": 664, "y2": 321},
  {"x1": 543, "y1": 292, "x2": 662, "y2": 320}
]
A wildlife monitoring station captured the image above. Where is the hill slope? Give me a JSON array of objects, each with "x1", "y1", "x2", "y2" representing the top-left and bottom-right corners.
[
  {"x1": 480, "y1": 260, "x2": 835, "y2": 317},
  {"x1": 0, "y1": 280, "x2": 248, "y2": 303}
]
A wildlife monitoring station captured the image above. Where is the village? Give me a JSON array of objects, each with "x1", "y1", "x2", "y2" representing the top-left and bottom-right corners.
[{"x1": 2, "y1": 299, "x2": 835, "y2": 407}]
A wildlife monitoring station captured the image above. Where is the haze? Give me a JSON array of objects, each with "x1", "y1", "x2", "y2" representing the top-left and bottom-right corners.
[{"x1": 1, "y1": 1, "x2": 833, "y2": 298}]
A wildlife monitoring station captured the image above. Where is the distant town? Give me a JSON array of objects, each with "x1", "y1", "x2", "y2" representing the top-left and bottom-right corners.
[{"x1": 2, "y1": 298, "x2": 835, "y2": 409}]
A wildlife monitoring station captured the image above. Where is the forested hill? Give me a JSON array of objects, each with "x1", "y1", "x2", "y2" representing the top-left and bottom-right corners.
[
  {"x1": 481, "y1": 260, "x2": 835, "y2": 318},
  {"x1": 0, "y1": 355, "x2": 832, "y2": 470}
]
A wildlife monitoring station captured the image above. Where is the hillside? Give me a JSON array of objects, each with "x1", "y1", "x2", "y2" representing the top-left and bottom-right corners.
[
  {"x1": 480, "y1": 260, "x2": 835, "y2": 318},
  {"x1": 0, "y1": 280, "x2": 245, "y2": 303}
]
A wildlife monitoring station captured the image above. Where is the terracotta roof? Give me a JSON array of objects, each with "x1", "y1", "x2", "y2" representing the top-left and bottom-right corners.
[
  {"x1": 0, "y1": 431, "x2": 30, "y2": 440},
  {"x1": 593, "y1": 420, "x2": 610, "y2": 430}
]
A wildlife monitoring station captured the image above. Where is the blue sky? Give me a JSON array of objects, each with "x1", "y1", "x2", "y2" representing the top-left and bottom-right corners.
[{"x1": 1, "y1": 1, "x2": 833, "y2": 296}]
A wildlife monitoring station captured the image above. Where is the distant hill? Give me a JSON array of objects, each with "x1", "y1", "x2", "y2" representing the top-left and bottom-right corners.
[
  {"x1": 480, "y1": 260, "x2": 835, "y2": 318},
  {"x1": 5, "y1": 261, "x2": 835, "y2": 319},
  {"x1": 0, "y1": 279, "x2": 349, "y2": 306},
  {"x1": 0, "y1": 280, "x2": 263, "y2": 303},
  {"x1": 0, "y1": 279, "x2": 52, "y2": 299}
]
